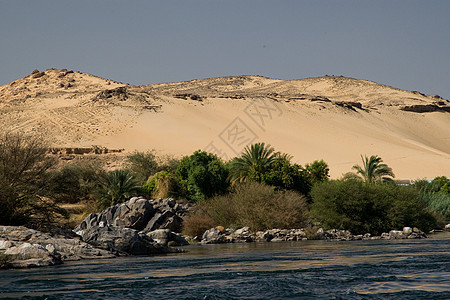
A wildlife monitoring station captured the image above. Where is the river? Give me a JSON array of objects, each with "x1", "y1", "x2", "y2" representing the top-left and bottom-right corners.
[{"x1": 1, "y1": 232, "x2": 449, "y2": 299}]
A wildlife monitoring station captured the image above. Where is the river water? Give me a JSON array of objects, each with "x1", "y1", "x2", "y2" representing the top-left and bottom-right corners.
[{"x1": 1, "y1": 232, "x2": 449, "y2": 299}]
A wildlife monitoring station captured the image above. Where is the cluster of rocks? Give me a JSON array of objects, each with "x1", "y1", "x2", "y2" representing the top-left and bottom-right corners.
[
  {"x1": 401, "y1": 104, "x2": 450, "y2": 113},
  {"x1": 94, "y1": 86, "x2": 128, "y2": 101},
  {"x1": 200, "y1": 226, "x2": 428, "y2": 244},
  {"x1": 0, "y1": 226, "x2": 114, "y2": 269},
  {"x1": 73, "y1": 197, "x2": 190, "y2": 255},
  {"x1": 1, "y1": 197, "x2": 191, "y2": 269}
]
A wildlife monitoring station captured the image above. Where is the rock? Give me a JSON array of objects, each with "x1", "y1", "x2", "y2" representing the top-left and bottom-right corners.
[
  {"x1": 216, "y1": 226, "x2": 225, "y2": 233},
  {"x1": 4, "y1": 242, "x2": 61, "y2": 268},
  {"x1": 389, "y1": 230, "x2": 403, "y2": 239},
  {"x1": 201, "y1": 227, "x2": 230, "y2": 244},
  {"x1": 0, "y1": 226, "x2": 114, "y2": 269},
  {"x1": 400, "y1": 104, "x2": 450, "y2": 113},
  {"x1": 145, "y1": 229, "x2": 189, "y2": 247},
  {"x1": 403, "y1": 227, "x2": 412, "y2": 235},
  {"x1": 74, "y1": 197, "x2": 192, "y2": 256},
  {"x1": 32, "y1": 71, "x2": 45, "y2": 79},
  {"x1": 81, "y1": 225, "x2": 167, "y2": 255},
  {"x1": 75, "y1": 197, "x2": 189, "y2": 238}
]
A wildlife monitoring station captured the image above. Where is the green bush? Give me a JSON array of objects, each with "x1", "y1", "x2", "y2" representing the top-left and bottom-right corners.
[
  {"x1": 125, "y1": 151, "x2": 181, "y2": 184},
  {"x1": 305, "y1": 159, "x2": 330, "y2": 184},
  {"x1": 419, "y1": 192, "x2": 450, "y2": 221},
  {"x1": 97, "y1": 170, "x2": 141, "y2": 209},
  {"x1": 125, "y1": 151, "x2": 159, "y2": 183},
  {"x1": 143, "y1": 171, "x2": 180, "y2": 199},
  {"x1": 48, "y1": 161, "x2": 105, "y2": 203},
  {"x1": 0, "y1": 131, "x2": 66, "y2": 226},
  {"x1": 261, "y1": 158, "x2": 312, "y2": 196},
  {"x1": 176, "y1": 150, "x2": 229, "y2": 202},
  {"x1": 311, "y1": 179, "x2": 436, "y2": 235},
  {"x1": 196, "y1": 182, "x2": 309, "y2": 231}
]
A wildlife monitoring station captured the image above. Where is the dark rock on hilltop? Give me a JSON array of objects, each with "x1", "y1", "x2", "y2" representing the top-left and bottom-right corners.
[{"x1": 401, "y1": 104, "x2": 450, "y2": 113}]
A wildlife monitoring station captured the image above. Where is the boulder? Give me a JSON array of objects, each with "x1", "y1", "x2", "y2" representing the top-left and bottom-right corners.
[
  {"x1": 0, "y1": 225, "x2": 115, "y2": 268},
  {"x1": 201, "y1": 227, "x2": 231, "y2": 244},
  {"x1": 74, "y1": 197, "x2": 190, "y2": 238},
  {"x1": 145, "y1": 229, "x2": 189, "y2": 247}
]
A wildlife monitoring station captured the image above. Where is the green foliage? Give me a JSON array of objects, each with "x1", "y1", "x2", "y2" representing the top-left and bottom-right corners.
[
  {"x1": 48, "y1": 161, "x2": 105, "y2": 203},
  {"x1": 229, "y1": 142, "x2": 277, "y2": 183},
  {"x1": 125, "y1": 151, "x2": 181, "y2": 184},
  {"x1": 418, "y1": 192, "x2": 450, "y2": 220},
  {"x1": 125, "y1": 151, "x2": 159, "y2": 183},
  {"x1": 311, "y1": 179, "x2": 436, "y2": 235},
  {"x1": 143, "y1": 171, "x2": 180, "y2": 199},
  {"x1": 305, "y1": 160, "x2": 330, "y2": 184},
  {"x1": 97, "y1": 170, "x2": 141, "y2": 209},
  {"x1": 0, "y1": 131, "x2": 66, "y2": 226},
  {"x1": 197, "y1": 182, "x2": 309, "y2": 231},
  {"x1": 261, "y1": 158, "x2": 311, "y2": 196},
  {"x1": 352, "y1": 155, "x2": 395, "y2": 183},
  {"x1": 176, "y1": 150, "x2": 229, "y2": 202}
]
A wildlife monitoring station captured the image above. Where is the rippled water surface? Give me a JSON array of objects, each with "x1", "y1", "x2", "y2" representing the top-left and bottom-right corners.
[{"x1": 1, "y1": 232, "x2": 449, "y2": 299}]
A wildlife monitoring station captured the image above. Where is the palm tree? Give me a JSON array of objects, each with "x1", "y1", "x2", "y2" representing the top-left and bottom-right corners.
[
  {"x1": 352, "y1": 155, "x2": 395, "y2": 183},
  {"x1": 98, "y1": 170, "x2": 140, "y2": 209},
  {"x1": 229, "y1": 142, "x2": 278, "y2": 183}
]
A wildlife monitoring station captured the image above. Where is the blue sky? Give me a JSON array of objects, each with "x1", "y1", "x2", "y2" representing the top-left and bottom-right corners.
[{"x1": 1, "y1": 1, "x2": 449, "y2": 99}]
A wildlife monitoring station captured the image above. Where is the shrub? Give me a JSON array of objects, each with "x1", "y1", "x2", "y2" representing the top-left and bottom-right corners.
[
  {"x1": 182, "y1": 213, "x2": 215, "y2": 238},
  {"x1": 305, "y1": 160, "x2": 330, "y2": 184},
  {"x1": 97, "y1": 170, "x2": 141, "y2": 209},
  {"x1": 197, "y1": 182, "x2": 309, "y2": 231},
  {"x1": 125, "y1": 151, "x2": 159, "y2": 183},
  {"x1": 261, "y1": 158, "x2": 312, "y2": 196},
  {"x1": 143, "y1": 171, "x2": 180, "y2": 199},
  {"x1": 311, "y1": 179, "x2": 436, "y2": 235},
  {"x1": 419, "y1": 192, "x2": 450, "y2": 221},
  {"x1": 0, "y1": 131, "x2": 66, "y2": 226},
  {"x1": 176, "y1": 150, "x2": 229, "y2": 202},
  {"x1": 48, "y1": 161, "x2": 105, "y2": 203},
  {"x1": 125, "y1": 151, "x2": 181, "y2": 184}
]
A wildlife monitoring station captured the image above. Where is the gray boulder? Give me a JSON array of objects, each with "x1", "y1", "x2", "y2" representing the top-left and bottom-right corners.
[
  {"x1": 74, "y1": 197, "x2": 191, "y2": 255},
  {"x1": 0, "y1": 226, "x2": 115, "y2": 269},
  {"x1": 146, "y1": 229, "x2": 189, "y2": 247}
]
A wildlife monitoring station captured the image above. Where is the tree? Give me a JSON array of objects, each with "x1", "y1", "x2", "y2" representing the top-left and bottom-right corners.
[
  {"x1": 352, "y1": 155, "x2": 394, "y2": 183},
  {"x1": 261, "y1": 158, "x2": 311, "y2": 196},
  {"x1": 0, "y1": 131, "x2": 65, "y2": 226},
  {"x1": 97, "y1": 170, "x2": 140, "y2": 209},
  {"x1": 229, "y1": 142, "x2": 277, "y2": 183},
  {"x1": 125, "y1": 151, "x2": 159, "y2": 184},
  {"x1": 176, "y1": 151, "x2": 229, "y2": 202},
  {"x1": 305, "y1": 160, "x2": 330, "y2": 184},
  {"x1": 311, "y1": 179, "x2": 436, "y2": 235}
]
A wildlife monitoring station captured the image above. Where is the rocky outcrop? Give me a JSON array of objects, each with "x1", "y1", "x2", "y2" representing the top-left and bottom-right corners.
[
  {"x1": 334, "y1": 101, "x2": 364, "y2": 111},
  {"x1": 199, "y1": 226, "x2": 428, "y2": 244},
  {"x1": 0, "y1": 226, "x2": 115, "y2": 269},
  {"x1": 74, "y1": 197, "x2": 190, "y2": 254},
  {"x1": 400, "y1": 104, "x2": 450, "y2": 113}
]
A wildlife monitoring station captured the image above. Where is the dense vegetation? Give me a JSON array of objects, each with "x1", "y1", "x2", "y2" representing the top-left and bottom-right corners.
[
  {"x1": 310, "y1": 179, "x2": 436, "y2": 234},
  {"x1": 0, "y1": 132, "x2": 66, "y2": 227},
  {"x1": 1, "y1": 130, "x2": 448, "y2": 236}
]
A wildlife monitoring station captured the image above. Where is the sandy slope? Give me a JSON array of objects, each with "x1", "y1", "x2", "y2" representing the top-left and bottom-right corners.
[{"x1": 0, "y1": 69, "x2": 449, "y2": 179}]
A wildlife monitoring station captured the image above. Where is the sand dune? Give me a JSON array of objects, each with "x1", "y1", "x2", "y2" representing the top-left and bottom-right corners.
[{"x1": 1, "y1": 69, "x2": 449, "y2": 179}]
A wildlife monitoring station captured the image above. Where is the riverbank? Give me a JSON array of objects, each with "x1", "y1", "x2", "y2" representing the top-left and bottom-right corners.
[{"x1": 1, "y1": 232, "x2": 449, "y2": 299}]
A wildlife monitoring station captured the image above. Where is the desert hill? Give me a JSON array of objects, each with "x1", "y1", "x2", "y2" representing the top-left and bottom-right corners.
[{"x1": 1, "y1": 68, "x2": 449, "y2": 179}]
